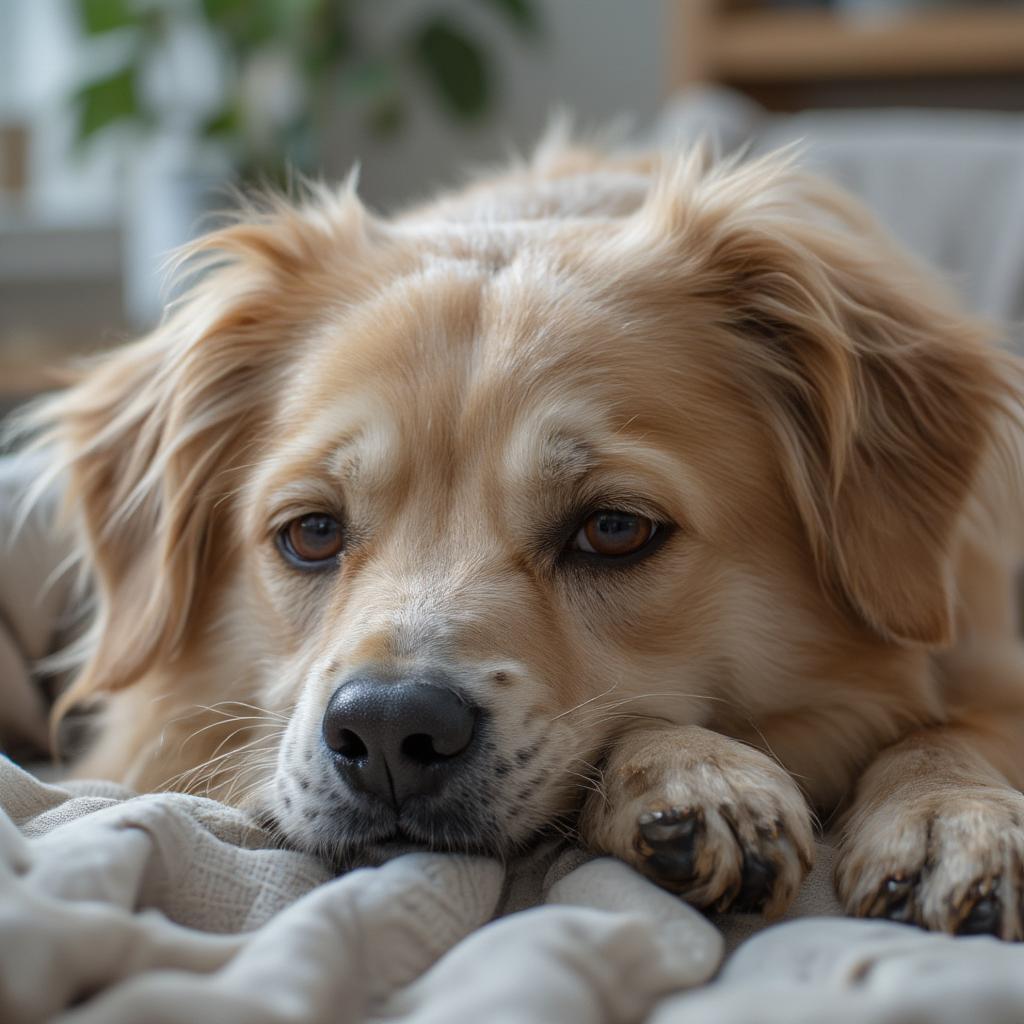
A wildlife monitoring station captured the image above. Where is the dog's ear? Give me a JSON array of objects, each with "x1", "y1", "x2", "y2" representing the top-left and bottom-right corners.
[
  {"x1": 25, "y1": 187, "x2": 372, "y2": 716},
  {"x1": 640, "y1": 152, "x2": 1014, "y2": 645}
]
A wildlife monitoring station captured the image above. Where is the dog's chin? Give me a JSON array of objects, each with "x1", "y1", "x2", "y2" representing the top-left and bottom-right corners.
[
  {"x1": 337, "y1": 827, "x2": 498, "y2": 868},
  {"x1": 265, "y1": 798, "x2": 515, "y2": 869},
  {"x1": 348, "y1": 838, "x2": 430, "y2": 867},
  {"x1": 325, "y1": 827, "x2": 509, "y2": 870}
]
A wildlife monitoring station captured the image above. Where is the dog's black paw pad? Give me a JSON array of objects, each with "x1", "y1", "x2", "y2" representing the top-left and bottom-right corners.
[{"x1": 636, "y1": 808, "x2": 703, "y2": 883}]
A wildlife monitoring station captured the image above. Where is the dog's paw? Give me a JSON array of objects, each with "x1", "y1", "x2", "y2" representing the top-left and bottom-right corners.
[
  {"x1": 629, "y1": 795, "x2": 811, "y2": 917},
  {"x1": 581, "y1": 729, "x2": 814, "y2": 918},
  {"x1": 837, "y1": 788, "x2": 1024, "y2": 939}
]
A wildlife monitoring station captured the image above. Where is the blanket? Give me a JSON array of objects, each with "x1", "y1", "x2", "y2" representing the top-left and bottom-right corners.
[{"x1": 4, "y1": 757, "x2": 1024, "y2": 1022}]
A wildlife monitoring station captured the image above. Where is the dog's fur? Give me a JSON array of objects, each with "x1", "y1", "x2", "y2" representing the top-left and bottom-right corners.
[{"x1": 22, "y1": 140, "x2": 1024, "y2": 936}]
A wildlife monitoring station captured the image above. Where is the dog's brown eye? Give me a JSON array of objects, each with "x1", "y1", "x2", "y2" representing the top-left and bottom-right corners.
[
  {"x1": 279, "y1": 514, "x2": 344, "y2": 567},
  {"x1": 572, "y1": 511, "x2": 656, "y2": 558}
]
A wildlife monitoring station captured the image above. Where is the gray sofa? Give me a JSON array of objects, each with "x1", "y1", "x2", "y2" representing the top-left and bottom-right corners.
[{"x1": 653, "y1": 86, "x2": 1024, "y2": 349}]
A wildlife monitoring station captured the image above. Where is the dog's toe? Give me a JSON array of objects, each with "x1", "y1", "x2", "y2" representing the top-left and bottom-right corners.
[
  {"x1": 732, "y1": 848, "x2": 778, "y2": 913},
  {"x1": 838, "y1": 791, "x2": 1024, "y2": 940},
  {"x1": 636, "y1": 808, "x2": 703, "y2": 883},
  {"x1": 580, "y1": 727, "x2": 814, "y2": 919},
  {"x1": 628, "y1": 800, "x2": 808, "y2": 917}
]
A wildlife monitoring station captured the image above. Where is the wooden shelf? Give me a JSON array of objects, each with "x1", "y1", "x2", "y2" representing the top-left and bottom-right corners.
[{"x1": 674, "y1": 6, "x2": 1024, "y2": 87}]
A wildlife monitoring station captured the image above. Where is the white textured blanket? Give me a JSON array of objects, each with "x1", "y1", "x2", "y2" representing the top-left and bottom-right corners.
[{"x1": 4, "y1": 755, "x2": 1024, "y2": 1023}]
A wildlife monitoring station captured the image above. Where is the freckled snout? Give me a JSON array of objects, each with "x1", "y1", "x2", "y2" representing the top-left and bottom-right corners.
[{"x1": 322, "y1": 674, "x2": 481, "y2": 805}]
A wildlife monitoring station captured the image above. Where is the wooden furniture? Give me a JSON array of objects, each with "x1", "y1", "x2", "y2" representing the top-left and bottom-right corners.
[{"x1": 669, "y1": 2, "x2": 1024, "y2": 110}]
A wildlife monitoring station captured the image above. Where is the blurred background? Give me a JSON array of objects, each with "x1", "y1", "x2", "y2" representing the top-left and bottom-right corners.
[{"x1": 2, "y1": 0, "x2": 1024, "y2": 414}]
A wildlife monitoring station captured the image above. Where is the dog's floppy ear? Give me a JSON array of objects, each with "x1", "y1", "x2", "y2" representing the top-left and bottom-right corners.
[
  {"x1": 642, "y1": 151, "x2": 1014, "y2": 645},
  {"x1": 24, "y1": 186, "x2": 372, "y2": 717}
]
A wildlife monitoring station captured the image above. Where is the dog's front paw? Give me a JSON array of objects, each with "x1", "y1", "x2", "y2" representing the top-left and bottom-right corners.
[
  {"x1": 581, "y1": 726, "x2": 814, "y2": 918},
  {"x1": 837, "y1": 788, "x2": 1024, "y2": 939}
]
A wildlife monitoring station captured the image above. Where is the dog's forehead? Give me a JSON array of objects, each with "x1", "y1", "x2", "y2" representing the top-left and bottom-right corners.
[
  {"x1": 248, "y1": 243, "x2": 773, "y2": 557},
  {"x1": 262, "y1": 243, "x2": 759, "y2": 525},
  {"x1": 300, "y1": 256, "x2": 635, "y2": 415},
  {"x1": 305, "y1": 249, "x2": 658, "y2": 404}
]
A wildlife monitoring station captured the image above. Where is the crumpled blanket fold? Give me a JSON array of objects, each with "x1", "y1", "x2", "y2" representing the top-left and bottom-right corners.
[
  {"x1": 4, "y1": 755, "x2": 1024, "y2": 1023},
  {"x1": 0, "y1": 756, "x2": 721, "y2": 1023}
]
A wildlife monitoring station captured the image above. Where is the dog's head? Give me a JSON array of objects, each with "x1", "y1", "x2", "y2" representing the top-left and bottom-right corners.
[{"x1": 34, "y1": 147, "x2": 1012, "y2": 862}]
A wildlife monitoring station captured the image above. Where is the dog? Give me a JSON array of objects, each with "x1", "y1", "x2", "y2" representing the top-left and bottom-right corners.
[{"x1": 21, "y1": 138, "x2": 1024, "y2": 938}]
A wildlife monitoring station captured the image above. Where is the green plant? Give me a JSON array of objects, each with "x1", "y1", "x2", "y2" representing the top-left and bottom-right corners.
[{"x1": 73, "y1": 0, "x2": 541, "y2": 180}]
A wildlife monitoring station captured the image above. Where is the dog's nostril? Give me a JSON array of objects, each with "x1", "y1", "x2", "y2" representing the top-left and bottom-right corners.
[
  {"x1": 402, "y1": 732, "x2": 453, "y2": 766},
  {"x1": 336, "y1": 728, "x2": 368, "y2": 761}
]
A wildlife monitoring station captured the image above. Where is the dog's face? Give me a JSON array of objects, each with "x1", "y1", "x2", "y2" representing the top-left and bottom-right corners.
[
  {"x1": 243, "y1": 241, "x2": 802, "y2": 860},
  {"x1": 41, "y1": 149, "x2": 1002, "y2": 863}
]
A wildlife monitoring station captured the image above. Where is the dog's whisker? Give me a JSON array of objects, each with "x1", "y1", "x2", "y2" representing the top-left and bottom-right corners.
[
  {"x1": 196, "y1": 700, "x2": 290, "y2": 722},
  {"x1": 158, "y1": 732, "x2": 283, "y2": 794},
  {"x1": 163, "y1": 733, "x2": 286, "y2": 794},
  {"x1": 550, "y1": 682, "x2": 621, "y2": 723},
  {"x1": 218, "y1": 758, "x2": 281, "y2": 805},
  {"x1": 566, "y1": 690, "x2": 731, "y2": 724},
  {"x1": 576, "y1": 711, "x2": 672, "y2": 728},
  {"x1": 178, "y1": 717, "x2": 286, "y2": 748},
  {"x1": 566, "y1": 757, "x2": 608, "y2": 800},
  {"x1": 186, "y1": 755, "x2": 278, "y2": 801},
  {"x1": 202, "y1": 721, "x2": 286, "y2": 766},
  {"x1": 563, "y1": 767, "x2": 605, "y2": 801}
]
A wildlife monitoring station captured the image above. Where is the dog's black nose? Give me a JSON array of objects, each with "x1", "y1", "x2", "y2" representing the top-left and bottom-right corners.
[{"x1": 322, "y1": 676, "x2": 480, "y2": 805}]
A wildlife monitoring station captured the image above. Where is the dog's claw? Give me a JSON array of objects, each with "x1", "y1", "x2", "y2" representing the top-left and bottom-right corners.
[
  {"x1": 636, "y1": 808, "x2": 702, "y2": 883},
  {"x1": 957, "y1": 894, "x2": 1002, "y2": 937},
  {"x1": 865, "y1": 875, "x2": 917, "y2": 923},
  {"x1": 732, "y1": 850, "x2": 777, "y2": 913}
]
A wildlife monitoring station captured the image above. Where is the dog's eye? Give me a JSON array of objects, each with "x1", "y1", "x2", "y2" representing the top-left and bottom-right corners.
[
  {"x1": 278, "y1": 514, "x2": 344, "y2": 568},
  {"x1": 571, "y1": 511, "x2": 657, "y2": 559}
]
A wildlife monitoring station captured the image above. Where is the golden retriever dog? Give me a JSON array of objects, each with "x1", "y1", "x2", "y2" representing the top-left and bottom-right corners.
[{"x1": 22, "y1": 138, "x2": 1024, "y2": 938}]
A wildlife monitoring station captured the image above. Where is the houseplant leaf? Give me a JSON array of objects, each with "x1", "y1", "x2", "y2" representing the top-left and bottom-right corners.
[
  {"x1": 74, "y1": 66, "x2": 140, "y2": 144},
  {"x1": 78, "y1": 0, "x2": 138, "y2": 34},
  {"x1": 411, "y1": 17, "x2": 490, "y2": 120},
  {"x1": 480, "y1": 0, "x2": 539, "y2": 37}
]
